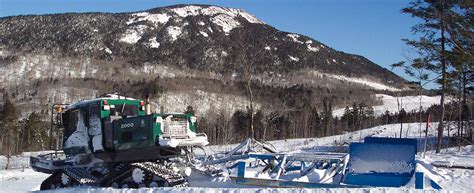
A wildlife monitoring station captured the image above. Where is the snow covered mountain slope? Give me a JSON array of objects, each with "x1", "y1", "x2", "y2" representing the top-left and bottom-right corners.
[
  {"x1": 0, "y1": 4, "x2": 411, "y2": 117},
  {"x1": 0, "y1": 4, "x2": 405, "y2": 85}
]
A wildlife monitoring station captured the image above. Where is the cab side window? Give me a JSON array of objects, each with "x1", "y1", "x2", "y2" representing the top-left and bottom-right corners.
[
  {"x1": 63, "y1": 110, "x2": 79, "y2": 138},
  {"x1": 88, "y1": 105, "x2": 102, "y2": 135}
]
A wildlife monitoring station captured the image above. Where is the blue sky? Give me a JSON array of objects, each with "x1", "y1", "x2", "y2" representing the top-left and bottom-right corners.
[{"x1": 0, "y1": 0, "x2": 429, "y2": 88}]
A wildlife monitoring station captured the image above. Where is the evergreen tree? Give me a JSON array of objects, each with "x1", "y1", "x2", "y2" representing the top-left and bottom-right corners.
[
  {"x1": 321, "y1": 99, "x2": 333, "y2": 136},
  {"x1": 351, "y1": 103, "x2": 359, "y2": 131},
  {"x1": 22, "y1": 112, "x2": 48, "y2": 151},
  {"x1": 253, "y1": 110, "x2": 265, "y2": 140},
  {"x1": 341, "y1": 106, "x2": 351, "y2": 132},
  {"x1": 402, "y1": 0, "x2": 461, "y2": 152},
  {"x1": 0, "y1": 98, "x2": 19, "y2": 169},
  {"x1": 366, "y1": 105, "x2": 375, "y2": 127},
  {"x1": 309, "y1": 107, "x2": 321, "y2": 137},
  {"x1": 445, "y1": 2, "x2": 473, "y2": 143},
  {"x1": 231, "y1": 110, "x2": 249, "y2": 139}
]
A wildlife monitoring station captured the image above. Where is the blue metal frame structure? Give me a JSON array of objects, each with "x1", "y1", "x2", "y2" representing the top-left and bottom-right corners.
[{"x1": 203, "y1": 137, "x2": 441, "y2": 189}]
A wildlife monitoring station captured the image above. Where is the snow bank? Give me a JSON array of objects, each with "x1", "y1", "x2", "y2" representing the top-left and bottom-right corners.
[{"x1": 417, "y1": 145, "x2": 474, "y2": 191}]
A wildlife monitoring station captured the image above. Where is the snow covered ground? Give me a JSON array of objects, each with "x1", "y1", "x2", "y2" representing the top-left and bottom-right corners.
[
  {"x1": 0, "y1": 122, "x2": 472, "y2": 192},
  {"x1": 333, "y1": 94, "x2": 443, "y2": 117},
  {"x1": 418, "y1": 145, "x2": 474, "y2": 191},
  {"x1": 0, "y1": 168, "x2": 49, "y2": 192}
]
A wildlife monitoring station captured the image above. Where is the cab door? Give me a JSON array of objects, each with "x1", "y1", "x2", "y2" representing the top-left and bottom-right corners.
[{"x1": 62, "y1": 108, "x2": 90, "y2": 155}]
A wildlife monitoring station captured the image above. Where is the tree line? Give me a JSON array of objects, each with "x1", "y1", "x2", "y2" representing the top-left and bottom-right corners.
[
  {"x1": 195, "y1": 97, "x2": 472, "y2": 145},
  {"x1": 0, "y1": 98, "x2": 50, "y2": 169}
]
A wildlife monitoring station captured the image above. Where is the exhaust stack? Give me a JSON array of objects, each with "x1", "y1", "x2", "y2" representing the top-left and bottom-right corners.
[{"x1": 145, "y1": 94, "x2": 152, "y2": 115}]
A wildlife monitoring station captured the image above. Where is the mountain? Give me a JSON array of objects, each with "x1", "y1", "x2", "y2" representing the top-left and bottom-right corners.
[{"x1": 0, "y1": 4, "x2": 410, "y2": 116}]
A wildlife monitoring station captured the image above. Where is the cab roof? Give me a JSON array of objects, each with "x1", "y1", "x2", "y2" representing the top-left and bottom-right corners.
[{"x1": 66, "y1": 94, "x2": 139, "y2": 110}]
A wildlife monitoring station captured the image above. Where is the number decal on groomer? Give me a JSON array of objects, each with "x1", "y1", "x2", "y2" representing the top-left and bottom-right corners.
[{"x1": 120, "y1": 123, "x2": 134, "y2": 129}]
